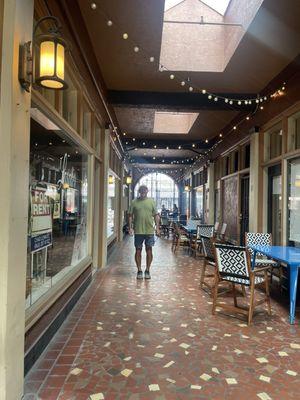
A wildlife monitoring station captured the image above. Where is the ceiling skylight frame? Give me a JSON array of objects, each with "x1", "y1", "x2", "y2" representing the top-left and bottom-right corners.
[{"x1": 153, "y1": 111, "x2": 199, "y2": 134}]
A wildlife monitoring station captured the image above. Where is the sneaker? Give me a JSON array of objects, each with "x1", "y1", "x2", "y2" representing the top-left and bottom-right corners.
[
  {"x1": 137, "y1": 270, "x2": 143, "y2": 279},
  {"x1": 144, "y1": 270, "x2": 151, "y2": 279}
]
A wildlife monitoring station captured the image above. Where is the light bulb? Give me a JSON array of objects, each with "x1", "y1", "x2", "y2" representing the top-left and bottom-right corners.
[
  {"x1": 123, "y1": 33, "x2": 128, "y2": 39},
  {"x1": 208, "y1": 95, "x2": 212, "y2": 99},
  {"x1": 233, "y1": 126, "x2": 237, "y2": 130},
  {"x1": 205, "y1": 139, "x2": 208, "y2": 143},
  {"x1": 107, "y1": 20, "x2": 113, "y2": 26},
  {"x1": 202, "y1": 89, "x2": 206, "y2": 94},
  {"x1": 229, "y1": 100, "x2": 233, "y2": 105},
  {"x1": 225, "y1": 98, "x2": 229, "y2": 103},
  {"x1": 246, "y1": 116, "x2": 250, "y2": 120},
  {"x1": 134, "y1": 46, "x2": 139, "y2": 52},
  {"x1": 238, "y1": 100, "x2": 242, "y2": 105},
  {"x1": 91, "y1": 2, "x2": 97, "y2": 10},
  {"x1": 170, "y1": 74, "x2": 175, "y2": 79},
  {"x1": 214, "y1": 97, "x2": 218, "y2": 102},
  {"x1": 181, "y1": 81, "x2": 186, "y2": 86},
  {"x1": 189, "y1": 86, "x2": 193, "y2": 92},
  {"x1": 149, "y1": 56, "x2": 155, "y2": 62},
  {"x1": 256, "y1": 99, "x2": 259, "y2": 103}
]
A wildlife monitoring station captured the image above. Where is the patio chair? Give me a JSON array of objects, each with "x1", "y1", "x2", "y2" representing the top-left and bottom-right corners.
[
  {"x1": 191, "y1": 224, "x2": 214, "y2": 256},
  {"x1": 160, "y1": 216, "x2": 170, "y2": 238},
  {"x1": 214, "y1": 221, "x2": 220, "y2": 234},
  {"x1": 213, "y1": 243, "x2": 272, "y2": 325},
  {"x1": 171, "y1": 222, "x2": 190, "y2": 252},
  {"x1": 218, "y1": 222, "x2": 227, "y2": 242},
  {"x1": 245, "y1": 232, "x2": 283, "y2": 286},
  {"x1": 200, "y1": 235, "x2": 217, "y2": 294}
]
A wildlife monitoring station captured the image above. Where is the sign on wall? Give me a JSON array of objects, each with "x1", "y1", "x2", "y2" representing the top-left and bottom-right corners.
[{"x1": 30, "y1": 187, "x2": 52, "y2": 252}]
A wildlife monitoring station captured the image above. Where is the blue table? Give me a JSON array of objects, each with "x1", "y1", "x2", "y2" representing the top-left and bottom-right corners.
[{"x1": 249, "y1": 245, "x2": 300, "y2": 324}]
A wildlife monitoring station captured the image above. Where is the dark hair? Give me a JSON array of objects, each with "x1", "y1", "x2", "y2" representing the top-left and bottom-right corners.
[{"x1": 138, "y1": 185, "x2": 148, "y2": 193}]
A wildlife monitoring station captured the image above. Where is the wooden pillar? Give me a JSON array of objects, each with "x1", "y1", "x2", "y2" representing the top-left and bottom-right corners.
[{"x1": 0, "y1": 1, "x2": 34, "y2": 398}]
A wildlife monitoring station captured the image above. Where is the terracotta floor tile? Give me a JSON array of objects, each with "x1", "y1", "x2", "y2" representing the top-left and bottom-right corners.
[{"x1": 25, "y1": 237, "x2": 300, "y2": 399}]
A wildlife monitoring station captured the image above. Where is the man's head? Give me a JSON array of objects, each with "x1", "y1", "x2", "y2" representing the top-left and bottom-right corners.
[
  {"x1": 138, "y1": 185, "x2": 148, "y2": 199},
  {"x1": 162, "y1": 204, "x2": 165, "y2": 209}
]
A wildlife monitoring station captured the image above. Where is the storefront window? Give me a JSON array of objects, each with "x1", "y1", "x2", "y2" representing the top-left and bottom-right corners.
[
  {"x1": 269, "y1": 126, "x2": 282, "y2": 159},
  {"x1": 195, "y1": 187, "x2": 204, "y2": 222},
  {"x1": 268, "y1": 165, "x2": 282, "y2": 245},
  {"x1": 26, "y1": 108, "x2": 89, "y2": 308},
  {"x1": 82, "y1": 100, "x2": 92, "y2": 145},
  {"x1": 288, "y1": 158, "x2": 300, "y2": 245},
  {"x1": 94, "y1": 120, "x2": 101, "y2": 154},
  {"x1": 62, "y1": 70, "x2": 78, "y2": 131},
  {"x1": 107, "y1": 173, "x2": 116, "y2": 238}
]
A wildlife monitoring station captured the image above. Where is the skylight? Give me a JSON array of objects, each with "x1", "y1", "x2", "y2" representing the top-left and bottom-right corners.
[
  {"x1": 153, "y1": 111, "x2": 198, "y2": 134},
  {"x1": 164, "y1": 0, "x2": 184, "y2": 12},
  {"x1": 201, "y1": 0, "x2": 231, "y2": 15}
]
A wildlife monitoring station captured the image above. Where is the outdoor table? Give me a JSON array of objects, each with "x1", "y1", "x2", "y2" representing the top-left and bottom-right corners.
[{"x1": 249, "y1": 245, "x2": 300, "y2": 324}]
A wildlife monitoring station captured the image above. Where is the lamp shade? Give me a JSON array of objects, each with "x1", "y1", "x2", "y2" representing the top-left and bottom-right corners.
[
  {"x1": 125, "y1": 176, "x2": 132, "y2": 185},
  {"x1": 184, "y1": 185, "x2": 190, "y2": 192},
  {"x1": 35, "y1": 34, "x2": 68, "y2": 90},
  {"x1": 108, "y1": 175, "x2": 114, "y2": 184}
]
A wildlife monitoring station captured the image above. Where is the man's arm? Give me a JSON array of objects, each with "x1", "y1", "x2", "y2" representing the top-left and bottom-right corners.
[
  {"x1": 154, "y1": 213, "x2": 160, "y2": 236},
  {"x1": 128, "y1": 213, "x2": 134, "y2": 236}
]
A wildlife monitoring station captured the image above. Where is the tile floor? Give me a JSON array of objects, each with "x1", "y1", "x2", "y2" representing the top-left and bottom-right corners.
[{"x1": 24, "y1": 237, "x2": 300, "y2": 399}]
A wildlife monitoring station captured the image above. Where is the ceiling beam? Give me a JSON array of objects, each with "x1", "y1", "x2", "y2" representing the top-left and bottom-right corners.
[
  {"x1": 108, "y1": 91, "x2": 257, "y2": 111},
  {"x1": 129, "y1": 157, "x2": 194, "y2": 165},
  {"x1": 123, "y1": 138, "x2": 214, "y2": 149}
]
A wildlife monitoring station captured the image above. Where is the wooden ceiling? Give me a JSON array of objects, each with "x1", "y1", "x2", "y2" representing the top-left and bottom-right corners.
[{"x1": 76, "y1": 0, "x2": 300, "y2": 172}]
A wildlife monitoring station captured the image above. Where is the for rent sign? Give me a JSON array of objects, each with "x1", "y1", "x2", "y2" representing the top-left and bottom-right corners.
[{"x1": 30, "y1": 187, "x2": 52, "y2": 252}]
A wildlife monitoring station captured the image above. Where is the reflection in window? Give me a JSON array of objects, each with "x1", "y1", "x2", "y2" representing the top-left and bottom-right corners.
[
  {"x1": 62, "y1": 70, "x2": 78, "y2": 131},
  {"x1": 195, "y1": 187, "x2": 204, "y2": 222},
  {"x1": 94, "y1": 120, "x2": 101, "y2": 154},
  {"x1": 27, "y1": 111, "x2": 89, "y2": 308},
  {"x1": 107, "y1": 174, "x2": 116, "y2": 238},
  {"x1": 82, "y1": 100, "x2": 92, "y2": 144},
  {"x1": 288, "y1": 158, "x2": 300, "y2": 245},
  {"x1": 269, "y1": 128, "x2": 282, "y2": 159},
  {"x1": 134, "y1": 172, "x2": 179, "y2": 212}
]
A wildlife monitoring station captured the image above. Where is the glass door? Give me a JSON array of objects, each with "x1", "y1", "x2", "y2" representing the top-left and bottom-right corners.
[
  {"x1": 268, "y1": 164, "x2": 282, "y2": 245},
  {"x1": 288, "y1": 158, "x2": 300, "y2": 246}
]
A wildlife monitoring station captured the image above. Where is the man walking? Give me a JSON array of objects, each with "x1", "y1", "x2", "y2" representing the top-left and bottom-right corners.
[{"x1": 128, "y1": 185, "x2": 160, "y2": 279}]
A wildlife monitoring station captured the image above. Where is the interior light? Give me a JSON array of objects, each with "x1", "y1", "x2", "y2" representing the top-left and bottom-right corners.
[{"x1": 19, "y1": 16, "x2": 68, "y2": 91}]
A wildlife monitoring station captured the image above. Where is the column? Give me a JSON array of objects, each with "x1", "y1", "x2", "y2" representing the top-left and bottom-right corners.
[
  {"x1": 0, "y1": 1, "x2": 34, "y2": 399},
  {"x1": 249, "y1": 132, "x2": 260, "y2": 232},
  {"x1": 207, "y1": 163, "x2": 215, "y2": 224},
  {"x1": 98, "y1": 129, "x2": 110, "y2": 266}
]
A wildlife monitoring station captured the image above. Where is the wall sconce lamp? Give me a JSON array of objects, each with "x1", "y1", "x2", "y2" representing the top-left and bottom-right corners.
[
  {"x1": 125, "y1": 176, "x2": 132, "y2": 185},
  {"x1": 19, "y1": 16, "x2": 68, "y2": 92},
  {"x1": 295, "y1": 175, "x2": 300, "y2": 188},
  {"x1": 108, "y1": 175, "x2": 114, "y2": 184},
  {"x1": 184, "y1": 185, "x2": 191, "y2": 192}
]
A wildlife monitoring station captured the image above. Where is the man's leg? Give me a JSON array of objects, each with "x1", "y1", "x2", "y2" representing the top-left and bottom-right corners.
[
  {"x1": 134, "y1": 235, "x2": 143, "y2": 279},
  {"x1": 146, "y1": 247, "x2": 153, "y2": 270},
  {"x1": 135, "y1": 248, "x2": 142, "y2": 271}
]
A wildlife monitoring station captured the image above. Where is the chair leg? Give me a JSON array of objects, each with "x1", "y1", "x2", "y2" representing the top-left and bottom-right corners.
[
  {"x1": 200, "y1": 260, "x2": 207, "y2": 289},
  {"x1": 241, "y1": 285, "x2": 246, "y2": 297},
  {"x1": 232, "y1": 283, "x2": 237, "y2": 307},
  {"x1": 248, "y1": 280, "x2": 255, "y2": 325},
  {"x1": 212, "y1": 274, "x2": 219, "y2": 315},
  {"x1": 264, "y1": 270, "x2": 272, "y2": 316}
]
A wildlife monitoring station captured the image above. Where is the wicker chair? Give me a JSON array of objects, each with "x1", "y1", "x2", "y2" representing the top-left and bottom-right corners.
[
  {"x1": 213, "y1": 243, "x2": 272, "y2": 325},
  {"x1": 245, "y1": 232, "x2": 283, "y2": 286},
  {"x1": 171, "y1": 223, "x2": 190, "y2": 252},
  {"x1": 191, "y1": 224, "x2": 214, "y2": 256}
]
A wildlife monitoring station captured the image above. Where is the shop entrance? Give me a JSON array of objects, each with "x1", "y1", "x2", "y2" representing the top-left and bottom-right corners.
[{"x1": 268, "y1": 164, "x2": 282, "y2": 245}]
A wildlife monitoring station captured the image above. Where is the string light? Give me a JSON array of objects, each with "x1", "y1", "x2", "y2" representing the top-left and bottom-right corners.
[
  {"x1": 134, "y1": 46, "x2": 139, "y2": 52},
  {"x1": 91, "y1": 2, "x2": 97, "y2": 9},
  {"x1": 123, "y1": 33, "x2": 128, "y2": 39},
  {"x1": 107, "y1": 20, "x2": 113, "y2": 26},
  {"x1": 170, "y1": 74, "x2": 175, "y2": 80}
]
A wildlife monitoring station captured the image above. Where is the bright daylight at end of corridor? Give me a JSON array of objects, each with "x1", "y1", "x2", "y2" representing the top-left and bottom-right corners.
[{"x1": 0, "y1": 0, "x2": 300, "y2": 399}]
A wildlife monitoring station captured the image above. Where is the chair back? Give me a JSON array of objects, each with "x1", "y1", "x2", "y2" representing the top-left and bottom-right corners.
[
  {"x1": 245, "y1": 232, "x2": 272, "y2": 257},
  {"x1": 201, "y1": 235, "x2": 215, "y2": 261},
  {"x1": 214, "y1": 221, "x2": 220, "y2": 232},
  {"x1": 160, "y1": 217, "x2": 169, "y2": 226},
  {"x1": 196, "y1": 224, "x2": 214, "y2": 239},
  {"x1": 220, "y1": 223, "x2": 227, "y2": 236},
  {"x1": 214, "y1": 243, "x2": 251, "y2": 282}
]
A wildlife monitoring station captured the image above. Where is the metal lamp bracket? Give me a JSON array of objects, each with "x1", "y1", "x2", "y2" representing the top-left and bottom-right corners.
[{"x1": 19, "y1": 41, "x2": 33, "y2": 92}]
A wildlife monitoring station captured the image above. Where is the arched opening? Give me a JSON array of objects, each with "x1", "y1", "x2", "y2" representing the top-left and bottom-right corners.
[{"x1": 134, "y1": 172, "x2": 179, "y2": 212}]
